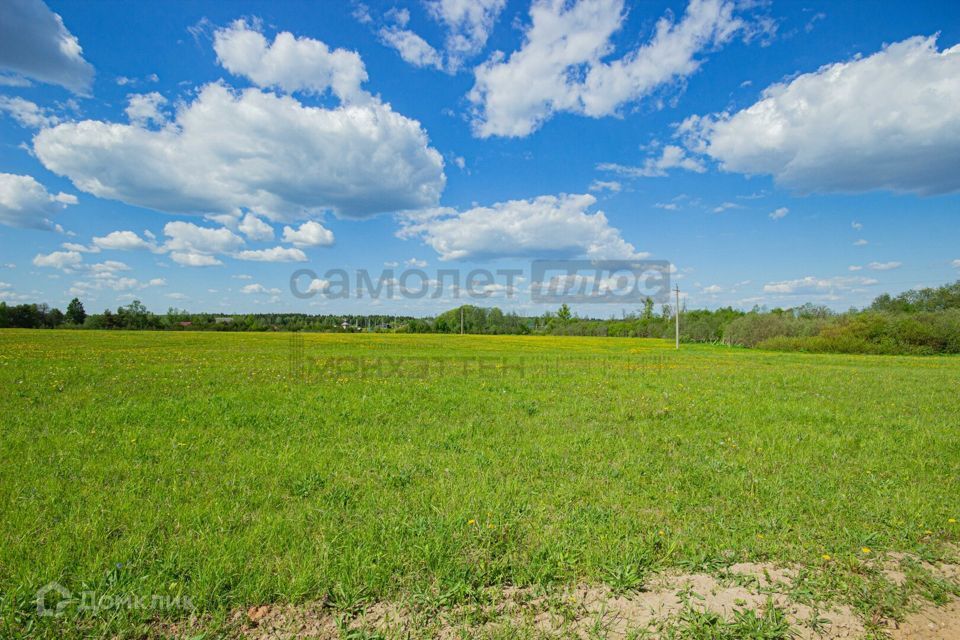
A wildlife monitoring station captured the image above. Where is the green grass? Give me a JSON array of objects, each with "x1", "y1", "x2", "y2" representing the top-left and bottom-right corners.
[{"x1": 1, "y1": 330, "x2": 958, "y2": 637}]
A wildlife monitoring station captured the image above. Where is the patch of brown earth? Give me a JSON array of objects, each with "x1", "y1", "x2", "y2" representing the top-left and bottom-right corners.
[
  {"x1": 157, "y1": 553, "x2": 960, "y2": 639},
  {"x1": 889, "y1": 597, "x2": 960, "y2": 640},
  {"x1": 526, "y1": 572, "x2": 862, "y2": 640}
]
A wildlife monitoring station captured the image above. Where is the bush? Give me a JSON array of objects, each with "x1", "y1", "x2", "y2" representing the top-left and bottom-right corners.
[{"x1": 723, "y1": 314, "x2": 824, "y2": 348}]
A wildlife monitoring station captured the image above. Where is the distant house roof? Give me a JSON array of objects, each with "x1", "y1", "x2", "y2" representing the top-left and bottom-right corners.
[{"x1": 178, "y1": 321, "x2": 192, "y2": 327}]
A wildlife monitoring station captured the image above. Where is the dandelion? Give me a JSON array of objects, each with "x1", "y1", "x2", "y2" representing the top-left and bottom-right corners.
[
  {"x1": 861, "y1": 547, "x2": 871, "y2": 555},
  {"x1": 468, "y1": 519, "x2": 476, "y2": 526},
  {"x1": 658, "y1": 530, "x2": 665, "y2": 536},
  {"x1": 822, "y1": 554, "x2": 831, "y2": 561},
  {"x1": 950, "y1": 518, "x2": 957, "y2": 524}
]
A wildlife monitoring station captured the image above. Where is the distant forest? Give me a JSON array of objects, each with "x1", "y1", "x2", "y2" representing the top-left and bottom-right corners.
[{"x1": 3, "y1": 280, "x2": 960, "y2": 355}]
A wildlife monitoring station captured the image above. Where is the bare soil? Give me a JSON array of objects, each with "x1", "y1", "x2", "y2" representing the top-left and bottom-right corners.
[{"x1": 161, "y1": 553, "x2": 960, "y2": 639}]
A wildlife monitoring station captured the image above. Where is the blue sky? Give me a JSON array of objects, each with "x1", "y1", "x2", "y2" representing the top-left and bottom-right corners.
[{"x1": 0, "y1": 0, "x2": 958, "y2": 316}]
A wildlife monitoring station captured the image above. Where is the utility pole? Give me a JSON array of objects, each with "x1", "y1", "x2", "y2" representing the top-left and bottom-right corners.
[
  {"x1": 674, "y1": 284, "x2": 680, "y2": 349},
  {"x1": 460, "y1": 306, "x2": 464, "y2": 335}
]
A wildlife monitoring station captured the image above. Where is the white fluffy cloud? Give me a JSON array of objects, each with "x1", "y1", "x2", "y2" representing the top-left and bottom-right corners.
[
  {"x1": 378, "y1": 0, "x2": 505, "y2": 73},
  {"x1": 125, "y1": 92, "x2": 167, "y2": 126},
  {"x1": 241, "y1": 283, "x2": 282, "y2": 295},
  {"x1": 867, "y1": 261, "x2": 902, "y2": 271},
  {"x1": 92, "y1": 230, "x2": 156, "y2": 251},
  {"x1": 598, "y1": 145, "x2": 705, "y2": 178},
  {"x1": 0, "y1": 173, "x2": 76, "y2": 229},
  {"x1": 379, "y1": 27, "x2": 444, "y2": 70},
  {"x1": 34, "y1": 82, "x2": 445, "y2": 220},
  {"x1": 0, "y1": 0, "x2": 94, "y2": 94},
  {"x1": 170, "y1": 252, "x2": 222, "y2": 267},
  {"x1": 0, "y1": 96, "x2": 59, "y2": 128},
  {"x1": 213, "y1": 19, "x2": 368, "y2": 102},
  {"x1": 763, "y1": 275, "x2": 878, "y2": 295},
  {"x1": 682, "y1": 36, "x2": 960, "y2": 195},
  {"x1": 282, "y1": 220, "x2": 334, "y2": 247},
  {"x1": 588, "y1": 180, "x2": 621, "y2": 193},
  {"x1": 469, "y1": 0, "x2": 742, "y2": 137},
  {"x1": 769, "y1": 207, "x2": 788, "y2": 220},
  {"x1": 163, "y1": 221, "x2": 244, "y2": 255},
  {"x1": 238, "y1": 213, "x2": 274, "y2": 241},
  {"x1": 399, "y1": 193, "x2": 644, "y2": 261},
  {"x1": 428, "y1": 0, "x2": 506, "y2": 69},
  {"x1": 235, "y1": 246, "x2": 307, "y2": 262},
  {"x1": 33, "y1": 249, "x2": 82, "y2": 270}
]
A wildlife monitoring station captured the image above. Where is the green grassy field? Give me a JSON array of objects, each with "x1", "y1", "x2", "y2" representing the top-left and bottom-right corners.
[{"x1": 1, "y1": 330, "x2": 959, "y2": 638}]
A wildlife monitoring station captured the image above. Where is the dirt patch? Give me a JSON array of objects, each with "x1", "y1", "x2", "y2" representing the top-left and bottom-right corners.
[
  {"x1": 889, "y1": 597, "x2": 960, "y2": 640},
  {"x1": 231, "y1": 601, "x2": 339, "y2": 639},
  {"x1": 158, "y1": 554, "x2": 960, "y2": 639},
  {"x1": 725, "y1": 561, "x2": 799, "y2": 589}
]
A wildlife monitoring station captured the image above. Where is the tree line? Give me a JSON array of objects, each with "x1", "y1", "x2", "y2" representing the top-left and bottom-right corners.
[{"x1": 2, "y1": 280, "x2": 960, "y2": 354}]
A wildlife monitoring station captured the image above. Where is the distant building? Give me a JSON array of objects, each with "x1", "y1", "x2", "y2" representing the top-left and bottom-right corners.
[
  {"x1": 341, "y1": 320, "x2": 351, "y2": 330},
  {"x1": 214, "y1": 316, "x2": 233, "y2": 324},
  {"x1": 178, "y1": 321, "x2": 192, "y2": 327}
]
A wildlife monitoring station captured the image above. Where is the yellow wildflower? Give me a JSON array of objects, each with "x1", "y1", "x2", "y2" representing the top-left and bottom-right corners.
[{"x1": 861, "y1": 547, "x2": 871, "y2": 554}]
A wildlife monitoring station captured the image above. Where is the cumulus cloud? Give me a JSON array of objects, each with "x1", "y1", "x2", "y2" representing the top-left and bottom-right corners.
[
  {"x1": 769, "y1": 207, "x2": 788, "y2": 220},
  {"x1": 398, "y1": 193, "x2": 645, "y2": 261},
  {"x1": 379, "y1": 27, "x2": 444, "y2": 70},
  {"x1": 0, "y1": 173, "x2": 76, "y2": 229},
  {"x1": 170, "y1": 252, "x2": 222, "y2": 267},
  {"x1": 0, "y1": 96, "x2": 59, "y2": 128},
  {"x1": 125, "y1": 92, "x2": 167, "y2": 126},
  {"x1": 238, "y1": 213, "x2": 274, "y2": 241},
  {"x1": 241, "y1": 283, "x2": 282, "y2": 295},
  {"x1": 428, "y1": 0, "x2": 506, "y2": 69},
  {"x1": 589, "y1": 180, "x2": 621, "y2": 193},
  {"x1": 377, "y1": 0, "x2": 505, "y2": 73},
  {"x1": 598, "y1": 146, "x2": 706, "y2": 178},
  {"x1": 469, "y1": 0, "x2": 742, "y2": 137},
  {"x1": 712, "y1": 201, "x2": 740, "y2": 213},
  {"x1": 68, "y1": 268, "x2": 166, "y2": 295},
  {"x1": 763, "y1": 275, "x2": 878, "y2": 295},
  {"x1": 234, "y1": 246, "x2": 307, "y2": 262},
  {"x1": 92, "y1": 230, "x2": 157, "y2": 251},
  {"x1": 33, "y1": 249, "x2": 82, "y2": 270},
  {"x1": 867, "y1": 261, "x2": 902, "y2": 271},
  {"x1": 61, "y1": 241, "x2": 99, "y2": 253},
  {"x1": 681, "y1": 36, "x2": 960, "y2": 194},
  {"x1": 213, "y1": 19, "x2": 368, "y2": 102},
  {"x1": 34, "y1": 81, "x2": 445, "y2": 220},
  {"x1": 0, "y1": 0, "x2": 94, "y2": 94},
  {"x1": 282, "y1": 220, "x2": 334, "y2": 247},
  {"x1": 163, "y1": 221, "x2": 244, "y2": 255}
]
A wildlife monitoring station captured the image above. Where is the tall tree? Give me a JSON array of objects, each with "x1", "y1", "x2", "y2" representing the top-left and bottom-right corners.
[{"x1": 66, "y1": 298, "x2": 86, "y2": 325}]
